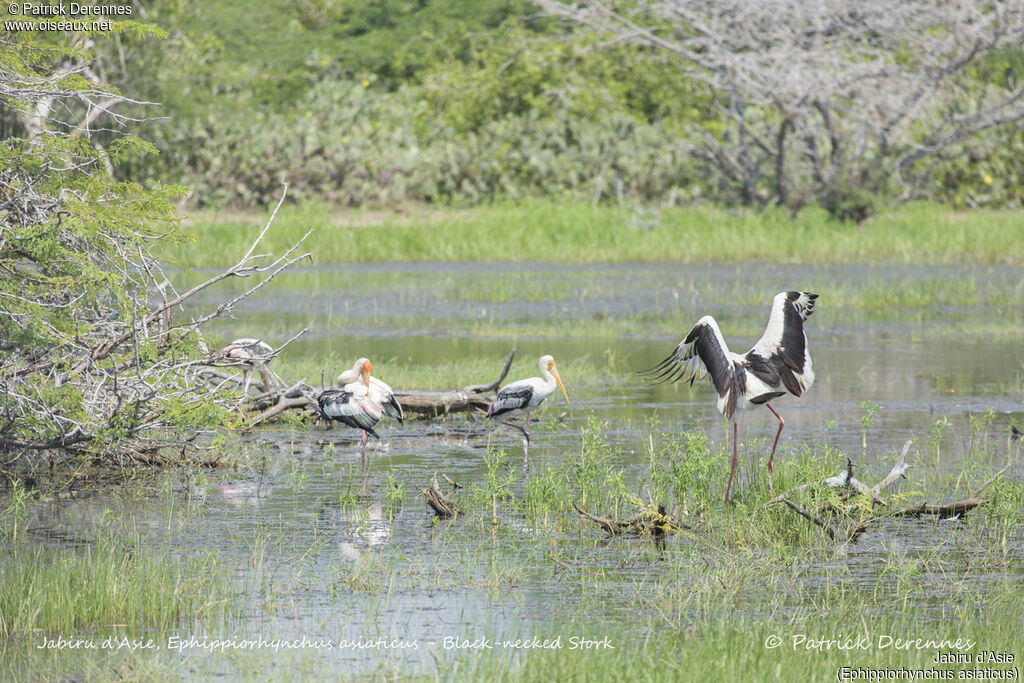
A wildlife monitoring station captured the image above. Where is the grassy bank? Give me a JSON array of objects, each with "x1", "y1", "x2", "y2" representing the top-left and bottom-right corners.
[
  {"x1": 0, "y1": 535, "x2": 231, "y2": 640},
  {"x1": 165, "y1": 200, "x2": 1024, "y2": 268}
]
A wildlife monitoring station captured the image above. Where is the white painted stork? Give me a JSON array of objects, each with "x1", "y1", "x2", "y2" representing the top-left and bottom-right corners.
[
  {"x1": 487, "y1": 354, "x2": 569, "y2": 445},
  {"x1": 318, "y1": 368, "x2": 384, "y2": 466},
  {"x1": 641, "y1": 291, "x2": 818, "y2": 502},
  {"x1": 336, "y1": 358, "x2": 404, "y2": 424},
  {"x1": 219, "y1": 338, "x2": 275, "y2": 394}
]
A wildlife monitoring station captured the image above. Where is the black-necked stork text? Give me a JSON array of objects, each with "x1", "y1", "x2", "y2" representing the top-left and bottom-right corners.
[
  {"x1": 641, "y1": 291, "x2": 818, "y2": 502},
  {"x1": 487, "y1": 354, "x2": 570, "y2": 451}
]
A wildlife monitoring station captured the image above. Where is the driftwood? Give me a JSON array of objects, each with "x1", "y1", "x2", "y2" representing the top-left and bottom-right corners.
[
  {"x1": 220, "y1": 349, "x2": 517, "y2": 427},
  {"x1": 765, "y1": 440, "x2": 911, "y2": 510},
  {"x1": 881, "y1": 459, "x2": 1013, "y2": 520},
  {"x1": 423, "y1": 475, "x2": 462, "y2": 518},
  {"x1": 770, "y1": 439, "x2": 1014, "y2": 543},
  {"x1": 395, "y1": 350, "x2": 516, "y2": 417},
  {"x1": 572, "y1": 501, "x2": 686, "y2": 538}
]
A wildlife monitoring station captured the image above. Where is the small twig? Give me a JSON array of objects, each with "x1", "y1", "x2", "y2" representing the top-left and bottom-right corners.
[
  {"x1": 973, "y1": 459, "x2": 1014, "y2": 498},
  {"x1": 572, "y1": 501, "x2": 621, "y2": 535},
  {"x1": 780, "y1": 497, "x2": 837, "y2": 540},
  {"x1": 549, "y1": 553, "x2": 572, "y2": 573}
]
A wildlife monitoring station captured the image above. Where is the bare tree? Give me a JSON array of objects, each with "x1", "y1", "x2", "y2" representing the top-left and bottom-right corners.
[
  {"x1": 1, "y1": 30, "x2": 310, "y2": 467},
  {"x1": 534, "y1": 0, "x2": 1024, "y2": 218}
]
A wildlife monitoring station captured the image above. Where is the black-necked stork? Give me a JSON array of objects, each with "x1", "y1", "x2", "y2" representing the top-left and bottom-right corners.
[
  {"x1": 318, "y1": 364, "x2": 385, "y2": 466},
  {"x1": 337, "y1": 358, "x2": 404, "y2": 424},
  {"x1": 641, "y1": 291, "x2": 818, "y2": 502},
  {"x1": 219, "y1": 338, "x2": 274, "y2": 394},
  {"x1": 487, "y1": 354, "x2": 569, "y2": 445}
]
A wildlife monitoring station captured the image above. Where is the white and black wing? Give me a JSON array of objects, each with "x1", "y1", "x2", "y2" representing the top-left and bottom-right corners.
[
  {"x1": 318, "y1": 387, "x2": 382, "y2": 437},
  {"x1": 369, "y1": 376, "x2": 404, "y2": 423},
  {"x1": 486, "y1": 380, "x2": 535, "y2": 419},
  {"x1": 749, "y1": 291, "x2": 817, "y2": 396},
  {"x1": 640, "y1": 316, "x2": 735, "y2": 396}
]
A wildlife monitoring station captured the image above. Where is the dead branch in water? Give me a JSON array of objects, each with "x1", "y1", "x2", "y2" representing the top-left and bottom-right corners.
[
  {"x1": 423, "y1": 475, "x2": 462, "y2": 518},
  {"x1": 780, "y1": 498, "x2": 837, "y2": 541},
  {"x1": 573, "y1": 501, "x2": 687, "y2": 538},
  {"x1": 765, "y1": 440, "x2": 911, "y2": 509},
  {"x1": 880, "y1": 459, "x2": 1015, "y2": 521},
  {"x1": 770, "y1": 440, "x2": 1013, "y2": 543},
  {"x1": 884, "y1": 498, "x2": 989, "y2": 520}
]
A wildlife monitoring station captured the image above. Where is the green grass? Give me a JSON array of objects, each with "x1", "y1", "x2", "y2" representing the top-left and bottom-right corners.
[
  {"x1": 164, "y1": 200, "x2": 1024, "y2": 268},
  {"x1": 448, "y1": 601, "x2": 1024, "y2": 682},
  {"x1": 0, "y1": 535, "x2": 231, "y2": 639},
  {"x1": 4, "y1": 418, "x2": 1021, "y2": 679},
  {"x1": 277, "y1": 349, "x2": 636, "y2": 392}
]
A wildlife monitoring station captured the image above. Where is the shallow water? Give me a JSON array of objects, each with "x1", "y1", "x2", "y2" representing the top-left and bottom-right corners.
[{"x1": 7, "y1": 262, "x2": 1023, "y2": 676}]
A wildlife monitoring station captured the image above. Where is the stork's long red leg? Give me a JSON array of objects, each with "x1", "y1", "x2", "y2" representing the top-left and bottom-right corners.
[
  {"x1": 725, "y1": 421, "x2": 739, "y2": 503},
  {"x1": 766, "y1": 403, "x2": 785, "y2": 475}
]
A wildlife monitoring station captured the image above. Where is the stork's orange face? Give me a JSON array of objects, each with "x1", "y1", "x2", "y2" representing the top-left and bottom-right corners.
[
  {"x1": 361, "y1": 360, "x2": 372, "y2": 388},
  {"x1": 547, "y1": 359, "x2": 569, "y2": 406}
]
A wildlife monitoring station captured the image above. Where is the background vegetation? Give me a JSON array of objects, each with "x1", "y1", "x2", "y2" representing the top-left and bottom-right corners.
[{"x1": 34, "y1": 0, "x2": 1023, "y2": 216}]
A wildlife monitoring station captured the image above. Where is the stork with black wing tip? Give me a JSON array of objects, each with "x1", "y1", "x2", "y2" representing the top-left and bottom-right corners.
[
  {"x1": 487, "y1": 354, "x2": 570, "y2": 453},
  {"x1": 641, "y1": 291, "x2": 818, "y2": 502},
  {"x1": 337, "y1": 358, "x2": 404, "y2": 425},
  {"x1": 318, "y1": 360, "x2": 387, "y2": 466}
]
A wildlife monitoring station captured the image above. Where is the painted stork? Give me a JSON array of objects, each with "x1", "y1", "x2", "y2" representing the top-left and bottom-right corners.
[
  {"x1": 486, "y1": 354, "x2": 569, "y2": 445},
  {"x1": 219, "y1": 338, "x2": 275, "y2": 394},
  {"x1": 641, "y1": 291, "x2": 818, "y2": 502},
  {"x1": 337, "y1": 358, "x2": 404, "y2": 424},
  {"x1": 318, "y1": 365, "x2": 384, "y2": 466}
]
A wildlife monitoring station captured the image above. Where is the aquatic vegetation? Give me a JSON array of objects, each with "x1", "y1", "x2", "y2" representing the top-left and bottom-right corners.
[
  {"x1": 3, "y1": 255, "x2": 1021, "y2": 679},
  {"x1": 0, "y1": 531, "x2": 231, "y2": 639},
  {"x1": 2, "y1": 414, "x2": 1021, "y2": 679}
]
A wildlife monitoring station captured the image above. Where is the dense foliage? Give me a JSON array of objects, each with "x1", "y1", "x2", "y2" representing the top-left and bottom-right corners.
[
  {"x1": 0, "y1": 25, "x2": 303, "y2": 465},
  {"x1": 98, "y1": 0, "x2": 1024, "y2": 216}
]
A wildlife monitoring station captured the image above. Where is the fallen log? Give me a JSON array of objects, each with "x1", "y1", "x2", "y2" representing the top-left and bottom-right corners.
[
  {"x1": 884, "y1": 497, "x2": 989, "y2": 519},
  {"x1": 879, "y1": 458, "x2": 1013, "y2": 521},
  {"x1": 394, "y1": 349, "x2": 516, "y2": 417},
  {"x1": 226, "y1": 349, "x2": 516, "y2": 427}
]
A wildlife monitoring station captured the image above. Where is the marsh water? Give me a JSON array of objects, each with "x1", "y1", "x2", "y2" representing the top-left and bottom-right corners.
[{"x1": 9, "y1": 262, "x2": 1024, "y2": 676}]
